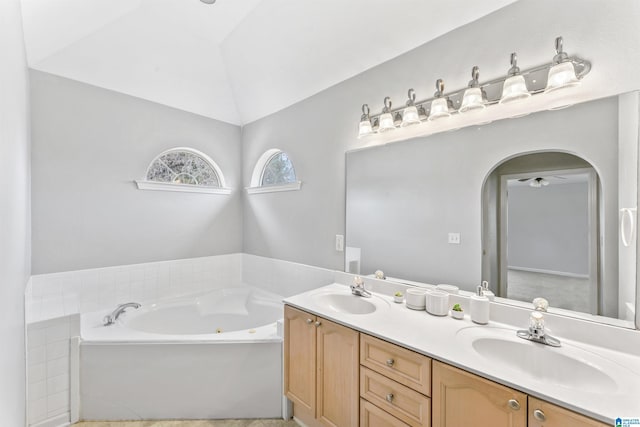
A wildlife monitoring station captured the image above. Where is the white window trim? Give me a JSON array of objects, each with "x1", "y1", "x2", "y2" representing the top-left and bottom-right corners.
[
  {"x1": 246, "y1": 148, "x2": 302, "y2": 194},
  {"x1": 245, "y1": 181, "x2": 302, "y2": 194},
  {"x1": 137, "y1": 147, "x2": 231, "y2": 195},
  {"x1": 135, "y1": 180, "x2": 232, "y2": 195}
]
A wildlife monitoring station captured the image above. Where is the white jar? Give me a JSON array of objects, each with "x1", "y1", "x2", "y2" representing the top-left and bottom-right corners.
[{"x1": 470, "y1": 286, "x2": 490, "y2": 325}]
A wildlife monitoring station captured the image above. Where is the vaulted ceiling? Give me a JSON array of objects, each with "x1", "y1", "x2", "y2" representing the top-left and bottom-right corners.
[{"x1": 20, "y1": 0, "x2": 517, "y2": 125}]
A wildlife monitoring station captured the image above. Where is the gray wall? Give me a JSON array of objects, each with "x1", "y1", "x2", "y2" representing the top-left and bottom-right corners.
[
  {"x1": 241, "y1": 0, "x2": 640, "y2": 271},
  {"x1": 507, "y1": 182, "x2": 589, "y2": 275},
  {"x1": 31, "y1": 71, "x2": 243, "y2": 273},
  {"x1": 0, "y1": 0, "x2": 30, "y2": 423}
]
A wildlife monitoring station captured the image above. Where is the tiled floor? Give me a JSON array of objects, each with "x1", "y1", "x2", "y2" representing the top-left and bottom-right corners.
[{"x1": 73, "y1": 420, "x2": 299, "y2": 427}]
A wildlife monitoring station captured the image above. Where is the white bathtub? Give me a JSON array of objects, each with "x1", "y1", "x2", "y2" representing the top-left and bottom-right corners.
[{"x1": 79, "y1": 287, "x2": 285, "y2": 420}]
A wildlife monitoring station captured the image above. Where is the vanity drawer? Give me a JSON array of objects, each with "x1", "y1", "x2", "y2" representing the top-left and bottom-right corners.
[
  {"x1": 528, "y1": 397, "x2": 610, "y2": 427},
  {"x1": 360, "y1": 366, "x2": 431, "y2": 427},
  {"x1": 361, "y1": 334, "x2": 431, "y2": 395},
  {"x1": 361, "y1": 399, "x2": 411, "y2": 427}
]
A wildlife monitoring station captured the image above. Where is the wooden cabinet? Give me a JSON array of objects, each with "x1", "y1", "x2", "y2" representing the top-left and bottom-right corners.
[
  {"x1": 432, "y1": 361, "x2": 527, "y2": 427},
  {"x1": 528, "y1": 397, "x2": 609, "y2": 427},
  {"x1": 284, "y1": 305, "x2": 359, "y2": 427},
  {"x1": 360, "y1": 334, "x2": 431, "y2": 427},
  {"x1": 286, "y1": 304, "x2": 609, "y2": 427}
]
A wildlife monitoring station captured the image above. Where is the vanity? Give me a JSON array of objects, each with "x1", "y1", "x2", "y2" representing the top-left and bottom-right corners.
[{"x1": 283, "y1": 283, "x2": 640, "y2": 427}]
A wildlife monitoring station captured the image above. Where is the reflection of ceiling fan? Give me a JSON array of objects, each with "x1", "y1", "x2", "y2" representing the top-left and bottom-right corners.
[{"x1": 517, "y1": 176, "x2": 566, "y2": 187}]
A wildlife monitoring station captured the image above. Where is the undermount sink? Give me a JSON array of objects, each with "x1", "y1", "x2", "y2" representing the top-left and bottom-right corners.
[
  {"x1": 457, "y1": 326, "x2": 619, "y2": 393},
  {"x1": 312, "y1": 293, "x2": 378, "y2": 315}
]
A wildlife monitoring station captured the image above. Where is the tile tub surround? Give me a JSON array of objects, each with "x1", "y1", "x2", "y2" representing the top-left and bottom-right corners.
[
  {"x1": 27, "y1": 315, "x2": 80, "y2": 427},
  {"x1": 25, "y1": 253, "x2": 336, "y2": 324},
  {"x1": 284, "y1": 283, "x2": 640, "y2": 424}
]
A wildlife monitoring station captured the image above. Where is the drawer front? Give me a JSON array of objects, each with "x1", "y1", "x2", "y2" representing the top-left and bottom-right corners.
[
  {"x1": 360, "y1": 366, "x2": 431, "y2": 427},
  {"x1": 361, "y1": 334, "x2": 431, "y2": 395},
  {"x1": 361, "y1": 399, "x2": 411, "y2": 427}
]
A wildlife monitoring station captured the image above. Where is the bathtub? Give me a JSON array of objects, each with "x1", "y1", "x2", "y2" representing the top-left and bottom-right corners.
[{"x1": 79, "y1": 286, "x2": 286, "y2": 420}]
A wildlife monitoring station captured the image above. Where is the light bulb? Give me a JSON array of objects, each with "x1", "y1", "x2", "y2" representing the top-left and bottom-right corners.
[
  {"x1": 401, "y1": 105, "x2": 420, "y2": 127},
  {"x1": 428, "y1": 98, "x2": 451, "y2": 121},
  {"x1": 500, "y1": 75, "x2": 531, "y2": 104},
  {"x1": 545, "y1": 61, "x2": 581, "y2": 93},
  {"x1": 460, "y1": 87, "x2": 486, "y2": 112}
]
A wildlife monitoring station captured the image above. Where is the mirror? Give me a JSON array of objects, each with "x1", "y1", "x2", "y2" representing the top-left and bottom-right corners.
[{"x1": 345, "y1": 92, "x2": 638, "y2": 327}]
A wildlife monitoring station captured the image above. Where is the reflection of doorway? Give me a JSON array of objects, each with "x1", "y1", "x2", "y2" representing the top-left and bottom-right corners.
[
  {"x1": 499, "y1": 169, "x2": 599, "y2": 313},
  {"x1": 481, "y1": 151, "x2": 603, "y2": 316}
]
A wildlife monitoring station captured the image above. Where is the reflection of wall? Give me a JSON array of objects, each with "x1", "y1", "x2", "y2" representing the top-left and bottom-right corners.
[
  {"x1": 0, "y1": 0, "x2": 30, "y2": 424},
  {"x1": 507, "y1": 182, "x2": 589, "y2": 276},
  {"x1": 31, "y1": 71, "x2": 243, "y2": 274},
  {"x1": 346, "y1": 97, "x2": 618, "y2": 290}
]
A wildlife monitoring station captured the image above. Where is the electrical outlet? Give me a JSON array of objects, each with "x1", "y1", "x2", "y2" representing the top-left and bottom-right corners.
[
  {"x1": 335, "y1": 234, "x2": 344, "y2": 252},
  {"x1": 448, "y1": 233, "x2": 461, "y2": 244}
]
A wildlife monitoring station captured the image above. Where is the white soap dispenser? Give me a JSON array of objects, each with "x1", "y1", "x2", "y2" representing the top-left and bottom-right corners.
[
  {"x1": 481, "y1": 280, "x2": 495, "y2": 301},
  {"x1": 470, "y1": 285, "x2": 490, "y2": 325}
]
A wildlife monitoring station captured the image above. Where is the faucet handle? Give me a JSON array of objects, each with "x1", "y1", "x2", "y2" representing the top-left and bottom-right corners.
[
  {"x1": 533, "y1": 297, "x2": 549, "y2": 312},
  {"x1": 529, "y1": 311, "x2": 545, "y2": 331},
  {"x1": 353, "y1": 276, "x2": 364, "y2": 287}
]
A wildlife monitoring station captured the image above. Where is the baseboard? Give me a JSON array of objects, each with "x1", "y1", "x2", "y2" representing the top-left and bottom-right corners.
[{"x1": 30, "y1": 412, "x2": 70, "y2": 427}]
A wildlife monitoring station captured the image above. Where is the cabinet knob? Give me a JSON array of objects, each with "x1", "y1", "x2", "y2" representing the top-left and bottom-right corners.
[
  {"x1": 315, "y1": 321, "x2": 322, "y2": 327},
  {"x1": 305, "y1": 318, "x2": 313, "y2": 324},
  {"x1": 508, "y1": 399, "x2": 521, "y2": 411},
  {"x1": 386, "y1": 358, "x2": 395, "y2": 367},
  {"x1": 533, "y1": 409, "x2": 546, "y2": 421},
  {"x1": 385, "y1": 393, "x2": 394, "y2": 403}
]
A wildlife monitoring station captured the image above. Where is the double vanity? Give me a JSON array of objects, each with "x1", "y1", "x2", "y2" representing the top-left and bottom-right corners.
[{"x1": 283, "y1": 283, "x2": 640, "y2": 426}]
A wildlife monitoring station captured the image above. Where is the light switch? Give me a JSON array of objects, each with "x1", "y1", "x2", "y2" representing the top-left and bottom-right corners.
[
  {"x1": 335, "y1": 234, "x2": 344, "y2": 251},
  {"x1": 448, "y1": 233, "x2": 461, "y2": 244}
]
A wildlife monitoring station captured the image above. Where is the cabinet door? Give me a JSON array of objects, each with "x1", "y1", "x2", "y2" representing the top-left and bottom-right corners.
[
  {"x1": 432, "y1": 361, "x2": 527, "y2": 427},
  {"x1": 528, "y1": 397, "x2": 609, "y2": 427},
  {"x1": 284, "y1": 305, "x2": 317, "y2": 420},
  {"x1": 361, "y1": 399, "x2": 411, "y2": 427},
  {"x1": 316, "y1": 317, "x2": 359, "y2": 427}
]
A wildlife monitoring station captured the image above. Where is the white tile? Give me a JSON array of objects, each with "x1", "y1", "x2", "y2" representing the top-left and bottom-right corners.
[
  {"x1": 47, "y1": 374, "x2": 69, "y2": 395},
  {"x1": 28, "y1": 380, "x2": 46, "y2": 401},
  {"x1": 46, "y1": 340, "x2": 69, "y2": 360},
  {"x1": 28, "y1": 346, "x2": 46, "y2": 366},
  {"x1": 47, "y1": 390, "x2": 69, "y2": 415},
  {"x1": 29, "y1": 363, "x2": 46, "y2": 384},
  {"x1": 28, "y1": 328, "x2": 46, "y2": 349},
  {"x1": 28, "y1": 397, "x2": 47, "y2": 424},
  {"x1": 45, "y1": 322, "x2": 69, "y2": 344},
  {"x1": 47, "y1": 357, "x2": 69, "y2": 378}
]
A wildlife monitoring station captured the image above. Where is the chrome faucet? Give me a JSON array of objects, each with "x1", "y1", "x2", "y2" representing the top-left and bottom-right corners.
[
  {"x1": 516, "y1": 311, "x2": 561, "y2": 347},
  {"x1": 103, "y1": 302, "x2": 141, "y2": 326},
  {"x1": 350, "y1": 276, "x2": 372, "y2": 298}
]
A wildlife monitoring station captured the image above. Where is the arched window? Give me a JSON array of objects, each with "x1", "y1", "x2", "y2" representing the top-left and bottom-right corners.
[
  {"x1": 136, "y1": 147, "x2": 231, "y2": 194},
  {"x1": 247, "y1": 149, "x2": 301, "y2": 194}
]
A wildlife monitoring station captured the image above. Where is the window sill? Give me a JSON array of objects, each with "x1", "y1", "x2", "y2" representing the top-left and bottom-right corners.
[
  {"x1": 245, "y1": 181, "x2": 302, "y2": 194},
  {"x1": 135, "y1": 180, "x2": 232, "y2": 195}
]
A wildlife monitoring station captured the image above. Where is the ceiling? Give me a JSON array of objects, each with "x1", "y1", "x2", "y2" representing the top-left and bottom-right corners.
[{"x1": 20, "y1": 0, "x2": 517, "y2": 125}]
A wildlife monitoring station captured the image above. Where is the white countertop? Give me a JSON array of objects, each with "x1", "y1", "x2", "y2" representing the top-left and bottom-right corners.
[{"x1": 284, "y1": 283, "x2": 640, "y2": 424}]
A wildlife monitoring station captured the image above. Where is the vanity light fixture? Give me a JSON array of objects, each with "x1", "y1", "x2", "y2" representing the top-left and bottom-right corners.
[
  {"x1": 355, "y1": 36, "x2": 591, "y2": 138},
  {"x1": 544, "y1": 36, "x2": 589, "y2": 93},
  {"x1": 428, "y1": 79, "x2": 452, "y2": 121},
  {"x1": 378, "y1": 97, "x2": 396, "y2": 133},
  {"x1": 499, "y1": 53, "x2": 531, "y2": 104},
  {"x1": 358, "y1": 104, "x2": 374, "y2": 138},
  {"x1": 460, "y1": 66, "x2": 488, "y2": 112},
  {"x1": 401, "y1": 89, "x2": 421, "y2": 127}
]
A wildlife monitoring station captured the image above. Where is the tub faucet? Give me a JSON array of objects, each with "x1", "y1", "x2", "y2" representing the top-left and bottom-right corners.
[
  {"x1": 103, "y1": 302, "x2": 141, "y2": 326},
  {"x1": 516, "y1": 311, "x2": 561, "y2": 347},
  {"x1": 350, "y1": 276, "x2": 372, "y2": 298}
]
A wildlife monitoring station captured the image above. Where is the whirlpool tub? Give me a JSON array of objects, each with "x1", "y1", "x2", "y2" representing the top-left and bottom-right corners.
[{"x1": 80, "y1": 287, "x2": 285, "y2": 420}]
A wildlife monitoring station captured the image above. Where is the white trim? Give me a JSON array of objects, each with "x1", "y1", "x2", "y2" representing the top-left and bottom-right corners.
[
  {"x1": 135, "y1": 180, "x2": 232, "y2": 195},
  {"x1": 507, "y1": 265, "x2": 590, "y2": 279},
  {"x1": 246, "y1": 181, "x2": 302, "y2": 194},
  {"x1": 251, "y1": 148, "x2": 282, "y2": 188},
  {"x1": 30, "y1": 412, "x2": 70, "y2": 427}
]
